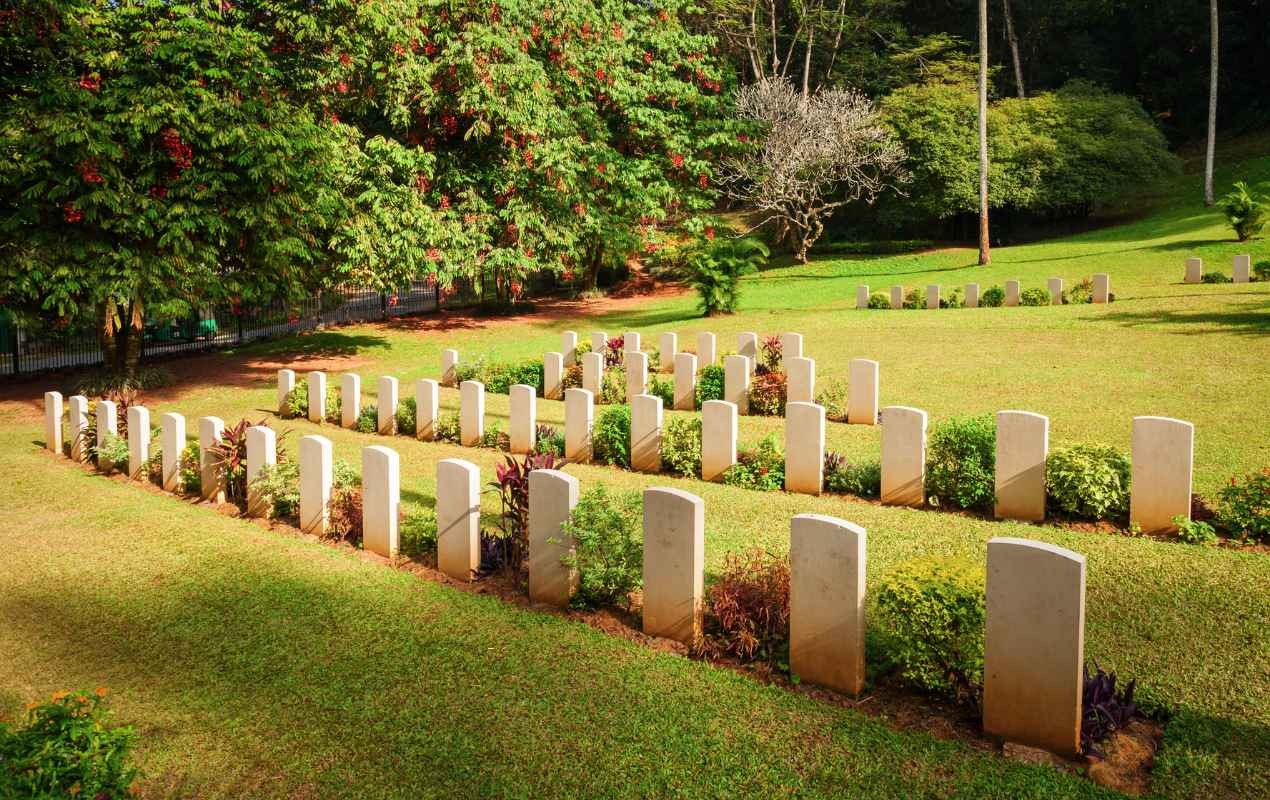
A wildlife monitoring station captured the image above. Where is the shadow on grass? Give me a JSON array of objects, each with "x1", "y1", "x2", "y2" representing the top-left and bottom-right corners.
[{"x1": 1101, "y1": 305, "x2": 1270, "y2": 336}]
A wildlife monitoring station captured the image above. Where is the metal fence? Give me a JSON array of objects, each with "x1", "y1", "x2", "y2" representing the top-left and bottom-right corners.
[{"x1": 0, "y1": 282, "x2": 439, "y2": 378}]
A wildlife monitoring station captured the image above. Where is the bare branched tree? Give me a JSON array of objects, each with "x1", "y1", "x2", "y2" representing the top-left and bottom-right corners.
[{"x1": 720, "y1": 77, "x2": 908, "y2": 263}]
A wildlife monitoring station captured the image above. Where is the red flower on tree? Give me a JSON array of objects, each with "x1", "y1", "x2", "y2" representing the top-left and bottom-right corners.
[
  {"x1": 670, "y1": 153, "x2": 684, "y2": 169},
  {"x1": 63, "y1": 203, "x2": 83, "y2": 223},
  {"x1": 78, "y1": 159, "x2": 103, "y2": 184},
  {"x1": 78, "y1": 73, "x2": 100, "y2": 92}
]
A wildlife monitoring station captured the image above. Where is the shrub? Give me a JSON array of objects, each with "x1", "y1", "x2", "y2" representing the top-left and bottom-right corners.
[
  {"x1": 695, "y1": 364, "x2": 726, "y2": 407},
  {"x1": 400, "y1": 511, "x2": 438, "y2": 560},
  {"x1": 876, "y1": 557, "x2": 985, "y2": 705},
  {"x1": 73, "y1": 366, "x2": 173, "y2": 397},
  {"x1": 1173, "y1": 515, "x2": 1218, "y2": 545},
  {"x1": 815, "y1": 378, "x2": 848, "y2": 422},
  {"x1": 323, "y1": 387, "x2": 341, "y2": 424},
  {"x1": 723, "y1": 435, "x2": 785, "y2": 491},
  {"x1": 562, "y1": 363, "x2": 584, "y2": 391},
  {"x1": 980, "y1": 285, "x2": 1005, "y2": 307},
  {"x1": 925, "y1": 415, "x2": 995, "y2": 511},
  {"x1": 759, "y1": 335, "x2": 782, "y2": 371},
  {"x1": 1254, "y1": 260, "x2": 1270, "y2": 281},
  {"x1": 560, "y1": 485, "x2": 643, "y2": 610},
  {"x1": 1216, "y1": 468, "x2": 1270, "y2": 543},
  {"x1": 95, "y1": 432, "x2": 130, "y2": 472},
  {"x1": 1046, "y1": 444, "x2": 1132, "y2": 520},
  {"x1": 0, "y1": 689, "x2": 140, "y2": 797},
  {"x1": 327, "y1": 486, "x2": 364, "y2": 544},
  {"x1": 435, "y1": 411, "x2": 461, "y2": 443},
  {"x1": 593, "y1": 405, "x2": 632, "y2": 468},
  {"x1": 1201, "y1": 271, "x2": 1232, "y2": 284},
  {"x1": 867, "y1": 292, "x2": 891, "y2": 309},
  {"x1": 824, "y1": 453, "x2": 882, "y2": 497},
  {"x1": 602, "y1": 336, "x2": 625, "y2": 367},
  {"x1": 686, "y1": 236, "x2": 769, "y2": 316},
  {"x1": 481, "y1": 421, "x2": 508, "y2": 451},
  {"x1": 396, "y1": 397, "x2": 417, "y2": 436},
  {"x1": 207, "y1": 417, "x2": 276, "y2": 508},
  {"x1": 700, "y1": 549, "x2": 791, "y2": 664},
  {"x1": 284, "y1": 385, "x2": 307, "y2": 419},
  {"x1": 1019, "y1": 287, "x2": 1051, "y2": 306},
  {"x1": 1067, "y1": 277, "x2": 1095, "y2": 304},
  {"x1": 748, "y1": 370, "x2": 787, "y2": 416},
  {"x1": 178, "y1": 441, "x2": 202, "y2": 495},
  {"x1": 144, "y1": 443, "x2": 164, "y2": 486},
  {"x1": 902, "y1": 287, "x2": 923, "y2": 309},
  {"x1": 355, "y1": 404, "x2": 379, "y2": 434},
  {"x1": 939, "y1": 287, "x2": 965, "y2": 308},
  {"x1": 662, "y1": 416, "x2": 702, "y2": 478},
  {"x1": 600, "y1": 367, "x2": 626, "y2": 405},
  {"x1": 1082, "y1": 663, "x2": 1140, "y2": 757},
  {"x1": 1218, "y1": 180, "x2": 1268, "y2": 242},
  {"x1": 648, "y1": 374, "x2": 675, "y2": 408},
  {"x1": 533, "y1": 424, "x2": 565, "y2": 457},
  {"x1": 483, "y1": 453, "x2": 559, "y2": 572},
  {"x1": 250, "y1": 461, "x2": 300, "y2": 521}
]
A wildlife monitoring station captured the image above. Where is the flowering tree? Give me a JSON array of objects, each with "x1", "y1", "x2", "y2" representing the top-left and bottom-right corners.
[{"x1": 719, "y1": 76, "x2": 908, "y2": 262}]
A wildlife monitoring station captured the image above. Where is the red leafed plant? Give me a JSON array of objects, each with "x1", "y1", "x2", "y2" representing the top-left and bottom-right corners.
[
  {"x1": 327, "y1": 486, "x2": 364, "y2": 544},
  {"x1": 759, "y1": 335, "x2": 782, "y2": 372},
  {"x1": 698, "y1": 548, "x2": 791, "y2": 664},
  {"x1": 748, "y1": 370, "x2": 787, "y2": 417},
  {"x1": 604, "y1": 335, "x2": 625, "y2": 367},
  {"x1": 483, "y1": 452, "x2": 558, "y2": 573}
]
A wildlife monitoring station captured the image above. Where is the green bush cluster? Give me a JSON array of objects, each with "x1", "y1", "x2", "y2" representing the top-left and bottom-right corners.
[
  {"x1": 648, "y1": 374, "x2": 675, "y2": 409},
  {"x1": 1019, "y1": 287, "x2": 1051, "y2": 306},
  {"x1": 1216, "y1": 468, "x2": 1270, "y2": 543},
  {"x1": 1045, "y1": 444, "x2": 1131, "y2": 519},
  {"x1": 723, "y1": 435, "x2": 785, "y2": 492},
  {"x1": 876, "y1": 557, "x2": 985, "y2": 704},
  {"x1": 1201, "y1": 271, "x2": 1232, "y2": 284},
  {"x1": 867, "y1": 292, "x2": 891, "y2": 309},
  {"x1": 661, "y1": 416, "x2": 702, "y2": 478},
  {"x1": 1067, "y1": 278, "x2": 1095, "y2": 304},
  {"x1": 925, "y1": 415, "x2": 995, "y2": 511},
  {"x1": 561, "y1": 486, "x2": 643, "y2": 610},
  {"x1": 249, "y1": 459, "x2": 358, "y2": 522},
  {"x1": 95, "y1": 432, "x2": 131, "y2": 471},
  {"x1": 593, "y1": 405, "x2": 632, "y2": 468},
  {"x1": 979, "y1": 285, "x2": 1005, "y2": 307},
  {"x1": 436, "y1": 411, "x2": 461, "y2": 443},
  {"x1": 396, "y1": 397, "x2": 417, "y2": 437},
  {"x1": 695, "y1": 365, "x2": 725, "y2": 407},
  {"x1": 824, "y1": 455, "x2": 882, "y2": 497},
  {"x1": 400, "y1": 511, "x2": 438, "y2": 559},
  {"x1": 356, "y1": 404, "x2": 378, "y2": 434},
  {"x1": 686, "y1": 237, "x2": 769, "y2": 316},
  {"x1": 178, "y1": 441, "x2": 202, "y2": 495},
  {"x1": 455, "y1": 357, "x2": 544, "y2": 395}
]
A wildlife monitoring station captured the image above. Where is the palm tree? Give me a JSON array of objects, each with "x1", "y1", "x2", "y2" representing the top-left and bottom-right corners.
[
  {"x1": 1204, "y1": 0, "x2": 1218, "y2": 207},
  {"x1": 977, "y1": 0, "x2": 991, "y2": 264}
]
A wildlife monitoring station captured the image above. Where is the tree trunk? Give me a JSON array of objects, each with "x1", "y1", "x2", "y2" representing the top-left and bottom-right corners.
[
  {"x1": 978, "y1": 0, "x2": 992, "y2": 265},
  {"x1": 583, "y1": 244, "x2": 603, "y2": 291},
  {"x1": 1204, "y1": 0, "x2": 1218, "y2": 207},
  {"x1": 1003, "y1": 0, "x2": 1025, "y2": 98},
  {"x1": 97, "y1": 296, "x2": 144, "y2": 376}
]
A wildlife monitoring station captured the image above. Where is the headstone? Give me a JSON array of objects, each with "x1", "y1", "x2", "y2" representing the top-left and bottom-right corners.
[
  {"x1": 415, "y1": 379, "x2": 439, "y2": 441},
  {"x1": 44, "y1": 391, "x2": 63, "y2": 454},
  {"x1": 362, "y1": 445, "x2": 400, "y2": 558},
  {"x1": 624, "y1": 331, "x2": 641, "y2": 353},
  {"x1": 880, "y1": 406, "x2": 926, "y2": 507},
  {"x1": 631, "y1": 394, "x2": 663, "y2": 473},
  {"x1": 127, "y1": 405, "x2": 150, "y2": 479},
  {"x1": 298, "y1": 434, "x2": 331, "y2": 535},
  {"x1": 341, "y1": 373, "x2": 361, "y2": 428},
  {"x1": 780, "y1": 333, "x2": 804, "y2": 364},
  {"x1": 306, "y1": 371, "x2": 326, "y2": 423},
  {"x1": 701, "y1": 400, "x2": 737, "y2": 481},
  {"x1": 642, "y1": 487, "x2": 705, "y2": 644},
  {"x1": 696, "y1": 332, "x2": 717, "y2": 367},
  {"x1": 591, "y1": 331, "x2": 608, "y2": 353},
  {"x1": 1005, "y1": 280, "x2": 1021, "y2": 307},
  {"x1": 856, "y1": 285, "x2": 870, "y2": 309},
  {"x1": 966, "y1": 283, "x2": 980, "y2": 309},
  {"x1": 659, "y1": 333, "x2": 678, "y2": 373},
  {"x1": 673, "y1": 353, "x2": 697, "y2": 411},
  {"x1": 737, "y1": 332, "x2": 758, "y2": 368},
  {"x1": 1233, "y1": 254, "x2": 1251, "y2": 283},
  {"x1": 995, "y1": 411, "x2": 1048, "y2": 522},
  {"x1": 277, "y1": 369, "x2": 295, "y2": 415},
  {"x1": 890, "y1": 286, "x2": 903, "y2": 309},
  {"x1": 510, "y1": 384, "x2": 536, "y2": 454},
  {"x1": 561, "y1": 330, "x2": 578, "y2": 364},
  {"x1": 459, "y1": 380, "x2": 485, "y2": 446},
  {"x1": 377, "y1": 376, "x2": 398, "y2": 435},
  {"x1": 1184, "y1": 258, "x2": 1202, "y2": 284},
  {"x1": 96, "y1": 399, "x2": 118, "y2": 473},
  {"x1": 785, "y1": 402, "x2": 825, "y2": 495},
  {"x1": 441, "y1": 348, "x2": 459, "y2": 387},
  {"x1": 926, "y1": 285, "x2": 940, "y2": 310},
  {"x1": 1048, "y1": 277, "x2": 1064, "y2": 305},
  {"x1": 1130, "y1": 416, "x2": 1194, "y2": 534},
  {"x1": 786, "y1": 356, "x2": 816, "y2": 404},
  {"x1": 626, "y1": 351, "x2": 649, "y2": 404},
  {"x1": 198, "y1": 416, "x2": 225, "y2": 502},
  {"x1": 789, "y1": 514, "x2": 866, "y2": 696},
  {"x1": 160, "y1": 412, "x2": 184, "y2": 492},
  {"x1": 1092, "y1": 273, "x2": 1110, "y2": 303},
  {"x1": 984, "y1": 537, "x2": 1086, "y2": 758},
  {"x1": 528, "y1": 468, "x2": 580, "y2": 606},
  {"x1": 564, "y1": 388, "x2": 593, "y2": 463},
  {"x1": 68, "y1": 395, "x2": 89, "y2": 462},
  {"x1": 245, "y1": 425, "x2": 276, "y2": 517},
  {"x1": 437, "y1": 458, "x2": 480, "y2": 580},
  {"x1": 847, "y1": 358, "x2": 879, "y2": 425},
  {"x1": 543, "y1": 352, "x2": 564, "y2": 400},
  {"x1": 582, "y1": 351, "x2": 603, "y2": 397},
  {"x1": 724, "y1": 355, "x2": 751, "y2": 415}
]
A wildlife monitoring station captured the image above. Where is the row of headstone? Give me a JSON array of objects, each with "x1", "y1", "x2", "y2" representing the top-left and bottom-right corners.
[
  {"x1": 857, "y1": 275, "x2": 1111, "y2": 308},
  {"x1": 1184, "y1": 254, "x2": 1252, "y2": 283}
]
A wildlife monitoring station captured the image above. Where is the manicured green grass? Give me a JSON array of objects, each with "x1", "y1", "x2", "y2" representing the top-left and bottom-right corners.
[{"x1": 1, "y1": 148, "x2": 1268, "y2": 798}]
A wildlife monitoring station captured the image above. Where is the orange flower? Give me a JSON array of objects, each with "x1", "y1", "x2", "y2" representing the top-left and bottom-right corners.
[
  {"x1": 51, "y1": 690, "x2": 70, "y2": 702},
  {"x1": 95, "y1": 686, "x2": 109, "y2": 698}
]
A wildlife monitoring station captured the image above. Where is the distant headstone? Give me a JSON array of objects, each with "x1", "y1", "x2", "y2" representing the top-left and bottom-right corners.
[
  {"x1": 1184, "y1": 258, "x2": 1202, "y2": 284},
  {"x1": 1233, "y1": 254, "x2": 1251, "y2": 283},
  {"x1": 277, "y1": 369, "x2": 296, "y2": 415},
  {"x1": 965, "y1": 283, "x2": 980, "y2": 309},
  {"x1": 298, "y1": 434, "x2": 332, "y2": 535},
  {"x1": 362, "y1": 445, "x2": 400, "y2": 558},
  {"x1": 780, "y1": 332, "x2": 804, "y2": 364},
  {"x1": 624, "y1": 331, "x2": 641, "y2": 352},
  {"x1": 659, "y1": 333, "x2": 678, "y2": 372},
  {"x1": 880, "y1": 406, "x2": 926, "y2": 507},
  {"x1": 437, "y1": 458, "x2": 480, "y2": 580},
  {"x1": 724, "y1": 355, "x2": 751, "y2": 415},
  {"x1": 68, "y1": 395, "x2": 89, "y2": 462},
  {"x1": 245, "y1": 425, "x2": 276, "y2": 517},
  {"x1": 631, "y1": 394, "x2": 663, "y2": 473},
  {"x1": 416, "y1": 379, "x2": 439, "y2": 441},
  {"x1": 790, "y1": 514, "x2": 866, "y2": 696},
  {"x1": 1048, "y1": 277, "x2": 1064, "y2": 305},
  {"x1": 737, "y1": 332, "x2": 758, "y2": 367},
  {"x1": 510, "y1": 384, "x2": 537, "y2": 454},
  {"x1": 307, "y1": 371, "x2": 326, "y2": 423},
  {"x1": 591, "y1": 331, "x2": 608, "y2": 352},
  {"x1": 984, "y1": 537, "x2": 1086, "y2": 758},
  {"x1": 994, "y1": 411, "x2": 1048, "y2": 522},
  {"x1": 626, "y1": 351, "x2": 649, "y2": 404},
  {"x1": 1092, "y1": 273, "x2": 1110, "y2": 303},
  {"x1": 785, "y1": 402, "x2": 825, "y2": 495},
  {"x1": 460, "y1": 380, "x2": 485, "y2": 446},
  {"x1": 127, "y1": 405, "x2": 150, "y2": 479},
  {"x1": 44, "y1": 391, "x2": 63, "y2": 454},
  {"x1": 341, "y1": 373, "x2": 361, "y2": 429},
  {"x1": 926, "y1": 285, "x2": 940, "y2": 309},
  {"x1": 160, "y1": 412, "x2": 184, "y2": 492},
  {"x1": 1130, "y1": 416, "x2": 1194, "y2": 534},
  {"x1": 1005, "y1": 281, "x2": 1021, "y2": 307},
  {"x1": 377, "y1": 376, "x2": 398, "y2": 435},
  {"x1": 441, "y1": 348, "x2": 459, "y2": 386},
  {"x1": 847, "y1": 359, "x2": 879, "y2": 425},
  {"x1": 786, "y1": 356, "x2": 816, "y2": 404},
  {"x1": 561, "y1": 330, "x2": 578, "y2": 364},
  {"x1": 96, "y1": 400, "x2": 118, "y2": 473},
  {"x1": 856, "y1": 285, "x2": 870, "y2": 309},
  {"x1": 565, "y1": 388, "x2": 594, "y2": 463},
  {"x1": 582, "y1": 351, "x2": 603, "y2": 398},
  {"x1": 544, "y1": 352, "x2": 564, "y2": 400},
  {"x1": 696, "y1": 332, "x2": 717, "y2": 367},
  {"x1": 673, "y1": 353, "x2": 697, "y2": 411},
  {"x1": 701, "y1": 400, "x2": 737, "y2": 481},
  {"x1": 642, "y1": 487, "x2": 705, "y2": 644},
  {"x1": 528, "y1": 468, "x2": 580, "y2": 606},
  {"x1": 197, "y1": 416, "x2": 225, "y2": 502},
  {"x1": 890, "y1": 286, "x2": 903, "y2": 309}
]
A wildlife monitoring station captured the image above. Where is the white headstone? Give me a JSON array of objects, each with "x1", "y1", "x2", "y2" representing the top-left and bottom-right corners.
[
  {"x1": 790, "y1": 514, "x2": 866, "y2": 696},
  {"x1": 377, "y1": 376, "x2": 398, "y2": 435},
  {"x1": 415, "y1": 378, "x2": 439, "y2": 441},
  {"x1": 564, "y1": 388, "x2": 593, "y2": 463},
  {"x1": 673, "y1": 353, "x2": 697, "y2": 411},
  {"x1": 1184, "y1": 258, "x2": 1202, "y2": 284},
  {"x1": 995, "y1": 411, "x2": 1048, "y2": 522},
  {"x1": 1233, "y1": 254, "x2": 1251, "y2": 283},
  {"x1": 68, "y1": 395, "x2": 89, "y2": 462},
  {"x1": 642, "y1": 487, "x2": 705, "y2": 644},
  {"x1": 737, "y1": 332, "x2": 758, "y2": 368},
  {"x1": 160, "y1": 412, "x2": 185, "y2": 492},
  {"x1": 245, "y1": 425, "x2": 277, "y2": 517},
  {"x1": 341, "y1": 373, "x2": 361, "y2": 428},
  {"x1": 460, "y1": 380, "x2": 485, "y2": 446},
  {"x1": 965, "y1": 283, "x2": 980, "y2": 308},
  {"x1": 696, "y1": 332, "x2": 717, "y2": 367},
  {"x1": 528, "y1": 468, "x2": 580, "y2": 606},
  {"x1": 701, "y1": 400, "x2": 737, "y2": 482},
  {"x1": 658, "y1": 333, "x2": 678, "y2": 373},
  {"x1": 786, "y1": 356, "x2": 815, "y2": 404},
  {"x1": 626, "y1": 351, "x2": 649, "y2": 404},
  {"x1": 299, "y1": 434, "x2": 332, "y2": 535},
  {"x1": 198, "y1": 415, "x2": 225, "y2": 502},
  {"x1": 127, "y1": 405, "x2": 150, "y2": 479},
  {"x1": 780, "y1": 332, "x2": 804, "y2": 364},
  {"x1": 543, "y1": 352, "x2": 564, "y2": 400},
  {"x1": 926, "y1": 285, "x2": 940, "y2": 310},
  {"x1": 96, "y1": 399, "x2": 118, "y2": 472},
  {"x1": 724, "y1": 355, "x2": 751, "y2": 415},
  {"x1": 441, "y1": 348, "x2": 459, "y2": 386},
  {"x1": 561, "y1": 330, "x2": 578, "y2": 364},
  {"x1": 1005, "y1": 280, "x2": 1021, "y2": 307},
  {"x1": 277, "y1": 369, "x2": 296, "y2": 415},
  {"x1": 631, "y1": 394, "x2": 663, "y2": 473},
  {"x1": 623, "y1": 331, "x2": 641, "y2": 353},
  {"x1": 44, "y1": 391, "x2": 63, "y2": 454},
  {"x1": 856, "y1": 285, "x2": 870, "y2": 309},
  {"x1": 591, "y1": 331, "x2": 608, "y2": 353},
  {"x1": 1130, "y1": 416, "x2": 1194, "y2": 534},
  {"x1": 1048, "y1": 277, "x2": 1064, "y2": 305},
  {"x1": 510, "y1": 384, "x2": 536, "y2": 454},
  {"x1": 307, "y1": 371, "x2": 326, "y2": 423},
  {"x1": 847, "y1": 358, "x2": 879, "y2": 425},
  {"x1": 437, "y1": 458, "x2": 480, "y2": 580},
  {"x1": 1092, "y1": 273, "x2": 1110, "y2": 303},
  {"x1": 362, "y1": 445, "x2": 400, "y2": 558},
  {"x1": 890, "y1": 286, "x2": 903, "y2": 309},
  {"x1": 582, "y1": 351, "x2": 603, "y2": 398},
  {"x1": 880, "y1": 406, "x2": 926, "y2": 507},
  {"x1": 785, "y1": 402, "x2": 825, "y2": 495}
]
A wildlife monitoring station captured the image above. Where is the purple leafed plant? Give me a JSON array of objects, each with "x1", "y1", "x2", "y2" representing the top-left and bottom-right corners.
[
  {"x1": 481, "y1": 452, "x2": 558, "y2": 574},
  {"x1": 1081, "y1": 661, "x2": 1140, "y2": 757},
  {"x1": 604, "y1": 335, "x2": 625, "y2": 367}
]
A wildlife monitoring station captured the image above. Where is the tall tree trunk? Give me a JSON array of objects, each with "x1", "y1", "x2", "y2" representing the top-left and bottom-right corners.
[
  {"x1": 583, "y1": 243, "x2": 604, "y2": 292},
  {"x1": 1003, "y1": 0, "x2": 1025, "y2": 98},
  {"x1": 978, "y1": 0, "x2": 991, "y2": 265},
  {"x1": 97, "y1": 296, "x2": 145, "y2": 376},
  {"x1": 1204, "y1": 0, "x2": 1218, "y2": 207}
]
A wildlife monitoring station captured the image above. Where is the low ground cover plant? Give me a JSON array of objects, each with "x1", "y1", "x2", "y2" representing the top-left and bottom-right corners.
[
  {"x1": 1067, "y1": 277, "x2": 1095, "y2": 304},
  {"x1": 699, "y1": 548, "x2": 791, "y2": 665},
  {"x1": 1201, "y1": 271, "x2": 1232, "y2": 284},
  {"x1": 1046, "y1": 444, "x2": 1131, "y2": 520},
  {"x1": 593, "y1": 405, "x2": 632, "y2": 468},
  {"x1": 661, "y1": 416, "x2": 702, "y2": 478},
  {"x1": 723, "y1": 435, "x2": 785, "y2": 491},
  {"x1": 1019, "y1": 287, "x2": 1051, "y2": 306},
  {"x1": 867, "y1": 292, "x2": 891, "y2": 309},
  {"x1": 824, "y1": 453, "x2": 882, "y2": 497},
  {"x1": 399, "y1": 511, "x2": 438, "y2": 560},
  {"x1": 815, "y1": 378, "x2": 847, "y2": 422},
  {"x1": 560, "y1": 485, "x2": 643, "y2": 610},
  {"x1": 178, "y1": 441, "x2": 201, "y2": 495},
  {"x1": 1173, "y1": 515, "x2": 1218, "y2": 545},
  {"x1": 533, "y1": 424, "x2": 565, "y2": 457},
  {"x1": 1217, "y1": 468, "x2": 1270, "y2": 543},
  {"x1": 1081, "y1": 663, "x2": 1141, "y2": 757},
  {"x1": 695, "y1": 364, "x2": 725, "y2": 407},
  {"x1": 980, "y1": 285, "x2": 1005, "y2": 307},
  {"x1": 0, "y1": 689, "x2": 140, "y2": 797},
  {"x1": 95, "y1": 432, "x2": 130, "y2": 472},
  {"x1": 876, "y1": 557, "x2": 985, "y2": 708},
  {"x1": 396, "y1": 397, "x2": 417, "y2": 436},
  {"x1": 925, "y1": 415, "x2": 995, "y2": 512}
]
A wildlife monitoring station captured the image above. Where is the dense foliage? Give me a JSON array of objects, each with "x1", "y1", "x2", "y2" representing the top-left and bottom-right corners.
[
  {"x1": 1218, "y1": 182, "x2": 1267, "y2": 242},
  {"x1": 561, "y1": 485, "x2": 643, "y2": 609},
  {"x1": 1046, "y1": 444, "x2": 1132, "y2": 520},
  {"x1": 722, "y1": 435, "x2": 785, "y2": 491},
  {"x1": 661, "y1": 415, "x2": 702, "y2": 478},
  {"x1": 924, "y1": 415, "x2": 995, "y2": 511},
  {"x1": 699, "y1": 548, "x2": 791, "y2": 664},
  {"x1": 685, "y1": 236, "x2": 768, "y2": 315},
  {"x1": 593, "y1": 405, "x2": 632, "y2": 468},
  {"x1": 1217, "y1": 468, "x2": 1270, "y2": 543}
]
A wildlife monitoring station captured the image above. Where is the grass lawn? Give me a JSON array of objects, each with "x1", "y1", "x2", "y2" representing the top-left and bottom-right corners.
[{"x1": 0, "y1": 147, "x2": 1267, "y2": 798}]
